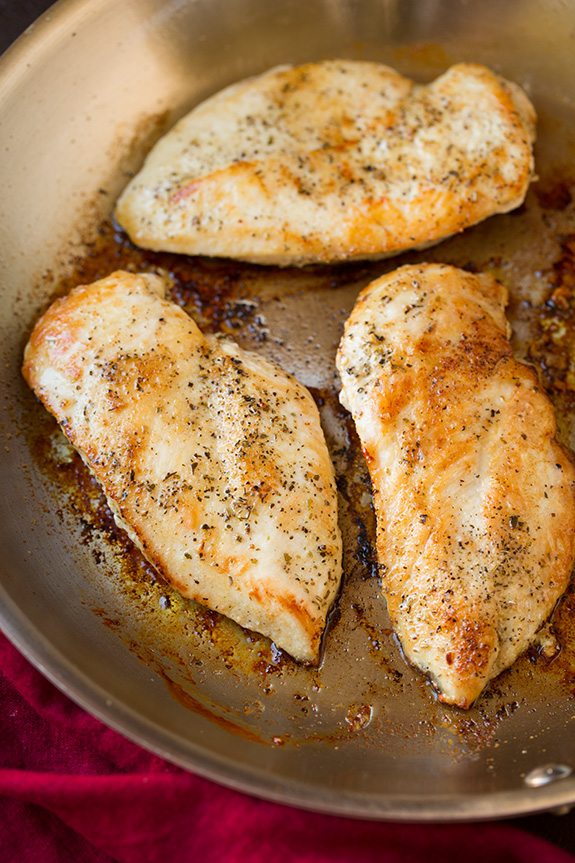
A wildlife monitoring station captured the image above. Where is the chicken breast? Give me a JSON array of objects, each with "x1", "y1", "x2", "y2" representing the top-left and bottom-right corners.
[
  {"x1": 337, "y1": 263, "x2": 575, "y2": 707},
  {"x1": 115, "y1": 60, "x2": 536, "y2": 266},
  {"x1": 23, "y1": 271, "x2": 342, "y2": 663}
]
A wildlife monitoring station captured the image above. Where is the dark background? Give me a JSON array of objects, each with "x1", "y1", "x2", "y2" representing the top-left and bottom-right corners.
[
  {"x1": 1, "y1": 0, "x2": 53, "y2": 48},
  {"x1": 1, "y1": 0, "x2": 575, "y2": 856}
]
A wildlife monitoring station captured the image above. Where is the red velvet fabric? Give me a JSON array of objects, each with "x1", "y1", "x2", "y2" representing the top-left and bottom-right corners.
[{"x1": 1, "y1": 632, "x2": 573, "y2": 863}]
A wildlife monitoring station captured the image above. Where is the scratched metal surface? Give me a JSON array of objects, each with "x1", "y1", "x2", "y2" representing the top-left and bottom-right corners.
[{"x1": 3, "y1": 0, "x2": 575, "y2": 819}]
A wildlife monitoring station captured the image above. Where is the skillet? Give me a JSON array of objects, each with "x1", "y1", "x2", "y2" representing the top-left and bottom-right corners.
[{"x1": 2, "y1": 0, "x2": 575, "y2": 820}]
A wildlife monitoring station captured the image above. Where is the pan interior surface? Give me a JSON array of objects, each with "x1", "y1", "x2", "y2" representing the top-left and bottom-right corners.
[{"x1": 2, "y1": 0, "x2": 575, "y2": 819}]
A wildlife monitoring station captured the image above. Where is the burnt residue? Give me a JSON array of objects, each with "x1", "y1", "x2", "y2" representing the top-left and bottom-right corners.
[
  {"x1": 529, "y1": 234, "x2": 575, "y2": 398},
  {"x1": 451, "y1": 697, "x2": 524, "y2": 753},
  {"x1": 52, "y1": 219, "x2": 372, "y2": 340},
  {"x1": 22, "y1": 167, "x2": 575, "y2": 758},
  {"x1": 160, "y1": 672, "x2": 267, "y2": 744},
  {"x1": 350, "y1": 603, "x2": 397, "y2": 669},
  {"x1": 355, "y1": 516, "x2": 379, "y2": 581},
  {"x1": 536, "y1": 180, "x2": 573, "y2": 212},
  {"x1": 548, "y1": 583, "x2": 575, "y2": 695},
  {"x1": 29, "y1": 410, "x2": 119, "y2": 544}
]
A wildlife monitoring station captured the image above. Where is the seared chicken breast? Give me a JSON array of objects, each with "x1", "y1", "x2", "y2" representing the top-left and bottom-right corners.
[
  {"x1": 23, "y1": 271, "x2": 342, "y2": 662},
  {"x1": 337, "y1": 264, "x2": 575, "y2": 707},
  {"x1": 116, "y1": 61, "x2": 536, "y2": 266}
]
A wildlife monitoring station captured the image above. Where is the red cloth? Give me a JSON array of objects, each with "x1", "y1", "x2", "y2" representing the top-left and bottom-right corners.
[{"x1": 0, "y1": 633, "x2": 573, "y2": 863}]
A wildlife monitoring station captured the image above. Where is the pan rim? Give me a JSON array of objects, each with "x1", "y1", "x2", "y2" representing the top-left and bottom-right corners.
[{"x1": 3, "y1": 594, "x2": 575, "y2": 821}]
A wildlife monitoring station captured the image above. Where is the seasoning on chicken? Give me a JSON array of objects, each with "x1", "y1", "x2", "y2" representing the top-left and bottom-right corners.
[
  {"x1": 337, "y1": 263, "x2": 575, "y2": 707},
  {"x1": 23, "y1": 271, "x2": 342, "y2": 663},
  {"x1": 115, "y1": 60, "x2": 536, "y2": 266}
]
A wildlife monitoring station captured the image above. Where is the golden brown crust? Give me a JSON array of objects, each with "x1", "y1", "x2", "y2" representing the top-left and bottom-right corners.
[
  {"x1": 337, "y1": 263, "x2": 575, "y2": 707},
  {"x1": 23, "y1": 271, "x2": 342, "y2": 663},
  {"x1": 115, "y1": 61, "x2": 536, "y2": 266}
]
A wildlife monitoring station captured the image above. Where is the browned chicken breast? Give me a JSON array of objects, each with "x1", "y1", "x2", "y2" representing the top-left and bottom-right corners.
[
  {"x1": 115, "y1": 60, "x2": 536, "y2": 266},
  {"x1": 337, "y1": 264, "x2": 575, "y2": 707},
  {"x1": 23, "y1": 271, "x2": 342, "y2": 663}
]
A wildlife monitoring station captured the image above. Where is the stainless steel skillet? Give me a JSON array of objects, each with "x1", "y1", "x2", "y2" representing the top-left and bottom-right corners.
[{"x1": 3, "y1": 0, "x2": 575, "y2": 821}]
